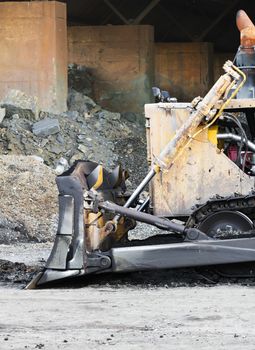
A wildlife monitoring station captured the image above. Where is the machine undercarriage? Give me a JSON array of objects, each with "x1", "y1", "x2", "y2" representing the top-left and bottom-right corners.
[{"x1": 28, "y1": 10, "x2": 255, "y2": 288}]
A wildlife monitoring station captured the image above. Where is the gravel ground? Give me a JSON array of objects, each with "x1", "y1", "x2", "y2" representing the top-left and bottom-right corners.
[
  {"x1": 1, "y1": 285, "x2": 255, "y2": 349},
  {"x1": 0, "y1": 243, "x2": 51, "y2": 286},
  {"x1": 1, "y1": 238, "x2": 255, "y2": 349}
]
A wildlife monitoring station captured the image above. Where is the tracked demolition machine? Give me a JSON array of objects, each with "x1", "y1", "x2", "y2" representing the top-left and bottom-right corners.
[{"x1": 29, "y1": 10, "x2": 255, "y2": 288}]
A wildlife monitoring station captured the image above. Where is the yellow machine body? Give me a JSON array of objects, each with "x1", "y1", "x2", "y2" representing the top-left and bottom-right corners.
[{"x1": 145, "y1": 101, "x2": 255, "y2": 217}]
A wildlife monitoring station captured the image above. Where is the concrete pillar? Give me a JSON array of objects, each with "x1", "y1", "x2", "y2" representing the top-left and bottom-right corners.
[
  {"x1": 155, "y1": 43, "x2": 214, "y2": 102},
  {"x1": 0, "y1": 1, "x2": 67, "y2": 114},
  {"x1": 68, "y1": 25, "x2": 154, "y2": 113}
]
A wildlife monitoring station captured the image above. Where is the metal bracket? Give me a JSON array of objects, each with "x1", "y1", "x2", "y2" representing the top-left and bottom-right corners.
[{"x1": 86, "y1": 253, "x2": 112, "y2": 273}]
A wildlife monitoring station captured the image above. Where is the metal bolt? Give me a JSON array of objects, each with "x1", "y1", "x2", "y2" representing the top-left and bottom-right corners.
[{"x1": 100, "y1": 257, "x2": 111, "y2": 268}]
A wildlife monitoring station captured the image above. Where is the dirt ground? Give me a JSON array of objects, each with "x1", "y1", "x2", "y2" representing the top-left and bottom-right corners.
[
  {"x1": 1, "y1": 242, "x2": 255, "y2": 349},
  {"x1": 1, "y1": 284, "x2": 255, "y2": 350}
]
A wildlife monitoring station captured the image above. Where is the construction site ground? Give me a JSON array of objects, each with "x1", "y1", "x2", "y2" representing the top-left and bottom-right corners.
[{"x1": 1, "y1": 241, "x2": 255, "y2": 350}]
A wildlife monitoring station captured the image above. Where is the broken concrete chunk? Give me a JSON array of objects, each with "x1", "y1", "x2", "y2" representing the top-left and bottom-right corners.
[
  {"x1": 66, "y1": 111, "x2": 79, "y2": 120},
  {"x1": 54, "y1": 157, "x2": 69, "y2": 175},
  {"x1": 78, "y1": 144, "x2": 88, "y2": 154},
  {"x1": 48, "y1": 145, "x2": 62, "y2": 155},
  {"x1": 1, "y1": 104, "x2": 35, "y2": 120},
  {"x1": 67, "y1": 89, "x2": 96, "y2": 114},
  {"x1": 1, "y1": 89, "x2": 39, "y2": 119},
  {"x1": 56, "y1": 134, "x2": 64, "y2": 144},
  {"x1": 0, "y1": 108, "x2": 6, "y2": 123},
  {"x1": 70, "y1": 153, "x2": 83, "y2": 164},
  {"x1": 97, "y1": 110, "x2": 121, "y2": 120},
  {"x1": 32, "y1": 118, "x2": 60, "y2": 137}
]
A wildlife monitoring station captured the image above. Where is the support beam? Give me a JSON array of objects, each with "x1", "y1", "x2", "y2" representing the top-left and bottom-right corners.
[
  {"x1": 104, "y1": 0, "x2": 129, "y2": 24},
  {"x1": 159, "y1": 4, "x2": 197, "y2": 42},
  {"x1": 133, "y1": 0, "x2": 160, "y2": 25},
  {"x1": 101, "y1": 11, "x2": 114, "y2": 25},
  {"x1": 101, "y1": 0, "x2": 126, "y2": 25},
  {"x1": 196, "y1": 0, "x2": 240, "y2": 41}
]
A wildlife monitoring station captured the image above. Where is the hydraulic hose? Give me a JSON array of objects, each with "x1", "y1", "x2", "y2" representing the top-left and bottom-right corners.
[{"x1": 217, "y1": 133, "x2": 255, "y2": 152}]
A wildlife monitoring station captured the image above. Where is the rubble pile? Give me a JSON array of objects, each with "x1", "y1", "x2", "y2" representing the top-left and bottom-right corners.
[
  {"x1": 0, "y1": 90, "x2": 147, "y2": 182},
  {"x1": 68, "y1": 63, "x2": 94, "y2": 97},
  {"x1": 0, "y1": 65, "x2": 148, "y2": 243},
  {"x1": 0, "y1": 155, "x2": 58, "y2": 244}
]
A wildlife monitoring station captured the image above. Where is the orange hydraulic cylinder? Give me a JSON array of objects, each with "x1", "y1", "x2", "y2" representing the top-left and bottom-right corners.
[{"x1": 236, "y1": 10, "x2": 255, "y2": 48}]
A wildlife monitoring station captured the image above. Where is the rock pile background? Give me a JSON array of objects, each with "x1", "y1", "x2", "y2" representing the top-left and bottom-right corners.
[{"x1": 0, "y1": 64, "x2": 148, "y2": 243}]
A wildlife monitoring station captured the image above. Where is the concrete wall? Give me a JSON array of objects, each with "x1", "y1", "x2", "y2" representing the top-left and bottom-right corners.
[
  {"x1": 155, "y1": 43, "x2": 214, "y2": 102},
  {"x1": 0, "y1": 2, "x2": 229, "y2": 115},
  {"x1": 0, "y1": 1, "x2": 67, "y2": 113},
  {"x1": 68, "y1": 25, "x2": 154, "y2": 113}
]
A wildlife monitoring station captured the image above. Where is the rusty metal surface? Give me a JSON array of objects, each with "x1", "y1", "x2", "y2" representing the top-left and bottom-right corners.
[
  {"x1": 157, "y1": 99, "x2": 255, "y2": 110},
  {"x1": 145, "y1": 103, "x2": 255, "y2": 217},
  {"x1": 216, "y1": 98, "x2": 255, "y2": 109},
  {"x1": 153, "y1": 64, "x2": 237, "y2": 171}
]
